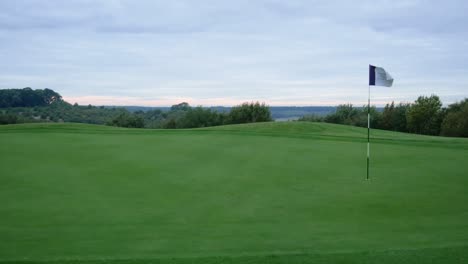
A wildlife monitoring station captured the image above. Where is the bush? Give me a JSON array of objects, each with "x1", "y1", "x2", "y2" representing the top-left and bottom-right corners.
[
  {"x1": 226, "y1": 102, "x2": 272, "y2": 124},
  {"x1": 108, "y1": 112, "x2": 145, "y2": 128},
  {"x1": 440, "y1": 99, "x2": 468, "y2": 137},
  {"x1": 0, "y1": 113, "x2": 19, "y2": 124},
  {"x1": 407, "y1": 95, "x2": 443, "y2": 135}
]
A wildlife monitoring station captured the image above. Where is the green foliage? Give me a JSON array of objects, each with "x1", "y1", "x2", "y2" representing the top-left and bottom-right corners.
[
  {"x1": 0, "y1": 88, "x2": 272, "y2": 129},
  {"x1": 322, "y1": 104, "x2": 381, "y2": 128},
  {"x1": 440, "y1": 99, "x2": 468, "y2": 137},
  {"x1": 161, "y1": 102, "x2": 271, "y2": 128},
  {"x1": 407, "y1": 95, "x2": 443, "y2": 135},
  {"x1": 298, "y1": 95, "x2": 468, "y2": 138},
  {"x1": 163, "y1": 118, "x2": 177, "y2": 129},
  {"x1": 141, "y1": 109, "x2": 166, "y2": 128},
  {"x1": 0, "y1": 92, "x2": 273, "y2": 129},
  {"x1": 0, "y1": 113, "x2": 19, "y2": 124},
  {"x1": 1, "y1": 101, "x2": 127, "y2": 125},
  {"x1": 4, "y1": 88, "x2": 466, "y2": 137},
  {"x1": 0, "y1": 88, "x2": 130, "y2": 125},
  {"x1": 105, "y1": 102, "x2": 272, "y2": 129},
  {"x1": 226, "y1": 102, "x2": 272, "y2": 124},
  {"x1": 170, "y1": 102, "x2": 191, "y2": 112},
  {"x1": 379, "y1": 102, "x2": 410, "y2": 132},
  {"x1": 324, "y1": 104, "x2": 359, "y2": 125},
  {"x1": 379, "y1": 102, "x2": 395, "y2": 130},
  {"x1": 0, "y1": 87, "x2": 62, "y2": 107},
  {"x1": 161, "y1": 103, "x2": 224, "y2": 129},
  {"x1": 177, "y1": 106, "x2": 224, "y2": 128},
  {"x1": 108, "y1": 112, "x2": 145, "y2": 128},
  {"x1": 357, "y1": 105, "x2": 381, "y2": 128}
]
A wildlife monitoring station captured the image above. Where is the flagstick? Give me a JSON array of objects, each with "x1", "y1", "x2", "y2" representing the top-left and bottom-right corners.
[{"x1": 367, "y1": 85, "x2": 370, "y2": 180}]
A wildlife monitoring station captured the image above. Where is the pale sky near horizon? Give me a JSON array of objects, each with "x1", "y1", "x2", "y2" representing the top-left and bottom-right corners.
[{"x1": 1, "y1": 0, "x2": 467, "y2": 106}]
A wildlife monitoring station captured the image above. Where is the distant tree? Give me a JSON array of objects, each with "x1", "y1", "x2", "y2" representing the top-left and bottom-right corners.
[
  {"x1": 355, "y1": 105, "x2": 381, "y2": 128},
  {"x1": 440, "y1": 98, "x2": 468, "y2": 137},
  {"x1": 143, "y1": 109, "x2": 165, "y2": 128},
  {"x1": 0, "y1": 113, "x2": 19, "y2": 124},
  {"x1": 392, "y1": 103, "x2": 411, "y2": 132},
  {"x1": 20, "y1": 87, "x2": 37, "y2": 107},
  {"x1": 0, "y1": 88, "x2": 63, "y2": 108},
  {"x1": 407, "y1": 95, "x2": 443, "y2": 135},
  {"x1": 226, "y1": 102, "x2": 272, "y2": 124},
  {"x1": 325, "y1": 104, "x2": 359, "y2": 125},
  {"x1": 177, "y1": 107, "x2": 223, "y2": 128},
  {"x1": 379, "y1": 102, "x2": 395, "y2": 130},
  {"x1": 170, "y1": 102, "x2": 190, "y2": 112},
  {"x1": 40, "y1": 88, "x2": 62, "y2": 105},
  {"x1": 163, "y1": 118, "x2": 177, "y2": 129},
  {"x1": 108, "y1": 112, "x2": 144, "y2": 128},
  {"x1": 379, "y1": 102, "x2": 410, "y2": 132}
]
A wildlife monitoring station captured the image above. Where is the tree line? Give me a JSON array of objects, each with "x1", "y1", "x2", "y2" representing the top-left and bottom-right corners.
[
  {"x1": 109, "y1": 101, "x2": 272, "y2": 128},
  {"x1": 0, "y1": 87, "x2": 62, "y2": 107},
  {"x1": 0, "y1": 88, "x2": 272, "y2": 128},
  {"x1": 298, "y1": 95, "x2": 468, "y2": 137},
  {"x1": 0, "y1": 100, "x2": 129, "y2": 125},
  {"x1": 2, "y1": 88, "x2": 467, "y2": 137}
]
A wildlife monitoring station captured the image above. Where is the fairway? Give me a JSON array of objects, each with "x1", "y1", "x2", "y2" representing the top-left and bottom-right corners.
[{"x1": 1, "y1": 122, "x2": 468, "y2": 263}]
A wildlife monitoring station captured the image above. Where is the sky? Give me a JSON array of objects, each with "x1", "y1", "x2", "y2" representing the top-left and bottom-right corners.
[{"x1": 1, "y1": 0, "x2": 467, "y2": 106}]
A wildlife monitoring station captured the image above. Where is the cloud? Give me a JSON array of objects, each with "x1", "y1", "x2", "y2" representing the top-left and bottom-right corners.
[{"x1": 1, "y1": 0, "x2": 467, "y2": 106}]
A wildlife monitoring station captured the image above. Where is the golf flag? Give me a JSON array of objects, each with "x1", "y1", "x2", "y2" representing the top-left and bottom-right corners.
[
  {"x1": 369, "y1": 65, "x2": 393, "y2": 87},
  {"x1": 366, "y1": 64, "x2": 394, "y2": 180}
]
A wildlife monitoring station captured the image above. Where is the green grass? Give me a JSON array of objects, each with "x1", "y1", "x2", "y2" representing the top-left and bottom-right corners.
[{"x1": 1, "y1": 122, "x2": 468, "y2": 263}]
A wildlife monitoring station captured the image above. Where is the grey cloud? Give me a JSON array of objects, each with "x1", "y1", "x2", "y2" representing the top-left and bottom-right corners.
[{"x1": 0, "y1": 0, "x2": 467, "y2": 105}]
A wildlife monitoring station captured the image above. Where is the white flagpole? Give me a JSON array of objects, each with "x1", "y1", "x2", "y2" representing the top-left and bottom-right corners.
[{"x1": 367, "y1": 84, "x2": 370, "y2": 180}]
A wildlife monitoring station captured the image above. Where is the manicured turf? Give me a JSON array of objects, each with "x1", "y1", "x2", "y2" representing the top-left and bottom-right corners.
[{"x1": 1, "y1": 122, "x2": 467, "y2": 263}]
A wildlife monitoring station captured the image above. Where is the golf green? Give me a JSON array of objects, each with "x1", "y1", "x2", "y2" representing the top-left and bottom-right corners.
[{"x1": 1, "y1": 122, "x2": 467, "y2": 263}]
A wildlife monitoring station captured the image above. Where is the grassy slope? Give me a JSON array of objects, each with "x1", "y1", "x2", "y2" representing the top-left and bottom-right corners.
[{"x1": 1, "y1": 122, "x2": 467, "y2": 263}]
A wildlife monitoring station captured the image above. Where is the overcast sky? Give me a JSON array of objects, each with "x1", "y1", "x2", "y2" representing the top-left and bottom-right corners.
[{"x1": 1, "y1": 0, "x2": 467, "y2": 106}]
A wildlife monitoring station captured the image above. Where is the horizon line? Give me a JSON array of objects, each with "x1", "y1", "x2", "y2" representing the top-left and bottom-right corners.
[{"x1": 62, "y1": 95, "x2": 421, "y2": 108}]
